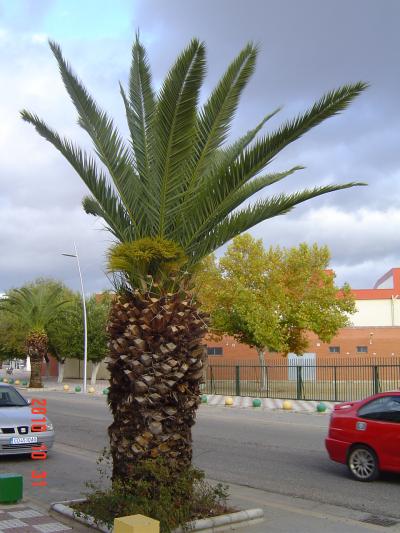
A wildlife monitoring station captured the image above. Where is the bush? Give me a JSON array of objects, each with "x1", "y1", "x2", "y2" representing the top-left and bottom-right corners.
[{"x1": 75, "y1": 449, "x2": 231, "y2": 533}]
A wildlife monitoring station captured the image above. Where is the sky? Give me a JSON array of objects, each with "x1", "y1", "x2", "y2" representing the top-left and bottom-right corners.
[{"x1": 0, "y1": 0, "x2": 399, "y2": 294}]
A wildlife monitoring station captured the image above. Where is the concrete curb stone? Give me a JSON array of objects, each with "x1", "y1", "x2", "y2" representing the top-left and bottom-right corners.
[{"x1": 51, "y1": 499, "x2": 264, "y2": 532}]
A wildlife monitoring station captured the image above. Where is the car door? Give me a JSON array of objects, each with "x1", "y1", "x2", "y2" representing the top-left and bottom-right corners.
[{"x1": 356, "y1": 395, "x2": 400, "y2": 470}]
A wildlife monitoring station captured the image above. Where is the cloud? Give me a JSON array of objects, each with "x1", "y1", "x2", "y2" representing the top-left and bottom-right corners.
[
  {"x1": 252, "y1": 207, "x2": 400, "y2": 288},
  {"x1": 31, "y1": 33, "x2": 47, "y2": 43},
  {"x1": 0, "y1": 0, "x2": 399, "y2": 296}
]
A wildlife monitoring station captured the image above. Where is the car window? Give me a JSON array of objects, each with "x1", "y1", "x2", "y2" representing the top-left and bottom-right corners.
[
  {"x1": 0, "y1": 386, "x2": 28, "y2": 407},
  {"x1": 358, "y1": 396, "x2": 400, "y2": 423}
]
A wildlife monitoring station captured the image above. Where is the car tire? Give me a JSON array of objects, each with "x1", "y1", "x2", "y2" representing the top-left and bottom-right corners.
[{"x1": 347, "y1": 445, "x2": 379, "y2": 482}]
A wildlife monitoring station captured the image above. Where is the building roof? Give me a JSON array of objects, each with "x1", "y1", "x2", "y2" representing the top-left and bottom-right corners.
[{"x1": 352, "y1": 268, "x2": 400, "y2": 300}]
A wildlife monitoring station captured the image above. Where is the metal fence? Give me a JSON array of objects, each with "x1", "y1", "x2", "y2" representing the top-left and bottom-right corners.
[{"x1": 203, "y1": 357, "x2": 400, "y2": 402}]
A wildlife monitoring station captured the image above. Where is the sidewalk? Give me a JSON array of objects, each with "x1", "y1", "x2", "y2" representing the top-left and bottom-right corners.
[
  {"x1": 224, "y1": 482, "x2": 400, "y2": 533},
  {"x1": 5, "y1": 481, "x2": 400, "y2": 533},
  {"x1": 0, "y1": 501, "x2": 88, "y2": 532}
]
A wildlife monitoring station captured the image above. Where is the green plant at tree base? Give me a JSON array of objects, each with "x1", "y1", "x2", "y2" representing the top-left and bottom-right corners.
[
  {"x1": 76, "y1": 449, "x2": 230, "y2": 533},
  {"x1": 21, "y1": 33, "x2": 367, "y2": 487}
]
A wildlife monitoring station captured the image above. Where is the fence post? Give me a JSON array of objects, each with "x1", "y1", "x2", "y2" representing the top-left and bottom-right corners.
[
  {"x1": 296, "y1": 366, "x2": 303, "y2": 400},
  {"x1": 210, "y1": 365, "x2": 215, "y2": 394},
  {"x1": 235, "y1": 365, "x2": 241, "y2": 397},
  {"x1": 373, "y1": 366, "x2": 380, "y2": 394},
  {"x1": 334, "y1": 366, "x2": 338, "y2": 402}
]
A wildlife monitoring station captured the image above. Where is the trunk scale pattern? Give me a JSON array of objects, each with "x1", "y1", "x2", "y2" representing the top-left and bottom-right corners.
[{"x1": 107, "y1": 290, "x2": 208, "y2": 482}]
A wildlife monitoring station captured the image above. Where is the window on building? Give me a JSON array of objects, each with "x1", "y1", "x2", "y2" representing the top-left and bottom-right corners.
[
  {"x1": 356, "y1": 346, "x2": 368, "y2": 353},
  {"x1": 207, "y1": 347, "x2": 223, "y2": 356},
  {"x1": 329, "y1": 346, "x2": 340, "y2": 353}
]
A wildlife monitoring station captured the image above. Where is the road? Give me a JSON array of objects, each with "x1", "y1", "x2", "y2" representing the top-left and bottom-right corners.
[{"x1": 1, "y1": 391, "x2": 400, "y2": 520}]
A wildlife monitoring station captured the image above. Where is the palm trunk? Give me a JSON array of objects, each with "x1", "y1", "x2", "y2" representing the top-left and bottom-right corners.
[
  {"x1": 107, "y1": 290, "x2": 208, "y2": 483},
  {"x1": 90, "y1": 361, "x2": 101, "y2": 386},
  {"x1": 257, "y1": 348, "x2": 268, "y2": 392},
  {"x1": 27, "y1": 332, "x2": 47, "y2": 388}
]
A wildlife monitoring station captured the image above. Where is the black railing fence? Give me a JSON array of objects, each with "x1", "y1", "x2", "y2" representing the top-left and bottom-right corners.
[{"x1": 203, "y1": 357, "x2": 400, "y2": 402}]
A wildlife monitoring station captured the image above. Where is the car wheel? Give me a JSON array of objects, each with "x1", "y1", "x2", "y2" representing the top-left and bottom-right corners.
[{"x1": 347, "y1": 445, "x2": 379, "y2": 482}]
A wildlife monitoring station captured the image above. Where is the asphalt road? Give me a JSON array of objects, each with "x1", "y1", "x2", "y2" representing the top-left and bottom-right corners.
[{"x1": 1, "y1": 391, "x2": 400, "y2": 519}]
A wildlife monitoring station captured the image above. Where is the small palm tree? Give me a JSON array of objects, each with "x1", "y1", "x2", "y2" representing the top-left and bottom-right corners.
[
  {"x1": 21, "y1": 36, "x2": 366, "y2": 481},
  {"x1": 1, "y1": 286, "x2": 67, "y2": 387}
]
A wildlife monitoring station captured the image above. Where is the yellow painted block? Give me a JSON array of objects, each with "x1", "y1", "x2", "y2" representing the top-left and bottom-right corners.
[
  {"x1": 114, "y1": 514, "x2": 160, "y2": 533},
  {"x1": 282, "y1": 400, "x2": 292, "y2": 410}
]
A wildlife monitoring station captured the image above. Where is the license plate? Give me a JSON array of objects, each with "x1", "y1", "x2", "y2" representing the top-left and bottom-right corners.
[{"x1": 10, "y1": 436, "x2": 38, "y2": 445}]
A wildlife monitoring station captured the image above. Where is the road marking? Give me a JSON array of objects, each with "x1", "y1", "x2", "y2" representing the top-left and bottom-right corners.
[{"x1": 53, "y1": 442, "x2": 100, "y2": 461}]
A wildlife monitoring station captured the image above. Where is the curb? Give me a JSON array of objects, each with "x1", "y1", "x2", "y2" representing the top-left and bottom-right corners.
[{"x1": 51, "y1": 499, "x2": 264, "y2": 532}]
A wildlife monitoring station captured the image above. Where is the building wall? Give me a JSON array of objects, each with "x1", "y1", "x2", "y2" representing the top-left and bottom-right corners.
[
  {"x1": 205, "y1": 327, "x2": 400, "y2": 361},
  {"x1": 350, "y1": 298, "x2": 400, "y2": 327},
  {"x1": 63, "y1": 358, "x2": 110, "y2": 380}
]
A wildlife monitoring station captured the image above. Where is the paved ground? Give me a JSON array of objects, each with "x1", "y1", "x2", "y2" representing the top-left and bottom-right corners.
[
  {"x1": 0, "y1": 503, "x2": 73, "y2": 532},
  {"x1": 1, "y1": 388, "x2": 400, "y2": 531}
]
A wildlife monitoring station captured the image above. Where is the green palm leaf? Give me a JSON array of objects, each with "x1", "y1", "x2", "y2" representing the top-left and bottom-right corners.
[
  {"x1": 20, "y1": 111, "x2": 134, "y2": 241},
  {"x1": 125, "y1": 34, "x2": 156, "y2": 182},
  {"x1": 152, "y1": 38, "x2": 206, "y2": 236},
  {"x1": 190, "y1": 44, "x2": 257, "y2": 179},
  {"x1": 1, "y1": 286, "x2": 68, "y2": 331},
  {"x1": 48, "y1": 40, "x2": 150, "y2": 234},
  {"x1": 22, "y1": 37, "x2": 368, "y2": 289},
  {"x1": 189, "y1": 182, "x2": 366, "y2": 262},
  {"x1": 184, "y1": 82, "x2": 367, "y2": 247}
]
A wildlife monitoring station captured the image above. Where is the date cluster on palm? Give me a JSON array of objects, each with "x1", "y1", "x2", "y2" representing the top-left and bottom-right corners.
[{"x1": 107, "y1": 290, "x2": 209, "y2": 481}]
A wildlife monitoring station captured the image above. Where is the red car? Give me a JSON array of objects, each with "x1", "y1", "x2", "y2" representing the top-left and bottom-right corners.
[{"x1": 325, "y1": 391, "x2": 400, "y2": 481}]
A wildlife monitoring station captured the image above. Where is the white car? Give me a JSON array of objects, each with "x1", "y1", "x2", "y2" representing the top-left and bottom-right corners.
[{"x1": 0, "y1": 384, "x2": 54, "y2": 456}]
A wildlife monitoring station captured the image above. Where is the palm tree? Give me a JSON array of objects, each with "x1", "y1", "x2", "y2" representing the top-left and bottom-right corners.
[
  {"x1": 21, "y1": 36, "x2": 366, "y2": 482},
  {"x1": 1, "y1": 286, "x2": 67, "y2": 387}
]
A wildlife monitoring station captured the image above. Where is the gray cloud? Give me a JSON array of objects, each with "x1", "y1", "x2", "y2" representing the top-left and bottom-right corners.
[{"x1": 0, "y1": 0, "x2": 399, "y2": 294}]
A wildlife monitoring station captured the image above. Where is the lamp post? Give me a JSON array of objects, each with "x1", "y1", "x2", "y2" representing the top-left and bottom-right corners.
[{"x1": 62, "y1": 242, "x2": 88, "y2": 393}]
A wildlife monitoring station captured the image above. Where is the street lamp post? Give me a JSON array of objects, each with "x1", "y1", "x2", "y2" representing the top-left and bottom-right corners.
[{"x1": 62, "y1": 242, "x2": 88, "y2": 393}]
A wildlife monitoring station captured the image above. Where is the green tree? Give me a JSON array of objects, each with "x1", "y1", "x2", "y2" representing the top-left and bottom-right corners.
[
  {"x1": 0, "y1": 311, "x2": 26, "y2": 366},
  {"x1": 0, "y1": 281, "x2": 69, "y2": 387},
  {"x1": 22, "y1": 35, "x2": 366, "y2": 484},
  {"x1": 196, "y1": 234, "x2": 355, "y2": 387},
  {"x1": 48, "y1": 293, "x2": 111, "y2": 384}
]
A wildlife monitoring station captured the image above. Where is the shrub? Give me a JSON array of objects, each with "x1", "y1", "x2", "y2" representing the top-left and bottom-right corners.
[{"x1": 75, "y1": 449, "x2": 231, "y2": 533}]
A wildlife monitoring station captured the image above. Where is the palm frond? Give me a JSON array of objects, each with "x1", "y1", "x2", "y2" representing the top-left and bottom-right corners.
[
  {"x1": 187, "y1": 43, "x2": 257, "y2": 184},
  {"x1": 205, "y1": 108, "x2": 281, "y2": 175},
  {"x1": 48, "y1": 40, "x2": 150, "y2": 234},
  {"x1": 20, "y1": 111, "x2": 135, "y2": 241},
  {"x1": 188, "y1": 182, "x2": 366, "y2": 262},
  {"x1": 126, "y1": 34, "x2": 156, "y2": 182},
  {"x1": 183, "y1": 82, "x2": 367, "y2": 248},
  {"x1": 82, "y1": 196, "x2": 134, "y2": 241},
  {"x1": 1, "y1": 286, "x2": 68, "y2": 331},
  {"x1": 21, "y1": 37, "x2": 368, "y2": 288},
  {"x1": 174, "y1": 109, "x2": 280, "y2": 240},
  {"x1": 184, "y1": 167, "x2": 304, "y2": 246},
  {"x1": 152, "y1": 38, "x2": 206, "y2": 236}
]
